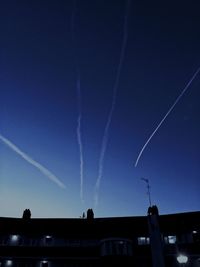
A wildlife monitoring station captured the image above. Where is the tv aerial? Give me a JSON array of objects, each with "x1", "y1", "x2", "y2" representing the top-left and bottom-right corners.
[{"x1": 141, "y1": 177, "x2": 152, "y2": 207}]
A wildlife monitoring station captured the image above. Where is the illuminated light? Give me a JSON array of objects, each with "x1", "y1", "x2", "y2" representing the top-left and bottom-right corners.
[
  {"x1": 6, "y1": 260, "x2": 13, "y2": 266},
  {"x1": 177, "y1": 254, "x2": 188, "y2": 264},
  {"x1": 193, "y1": 230, "x2": 197, "y2": 234},
  {"x1": 45, "y1": 235, "x2": 52, "y2": 239},
  {"x1": 138, "y1": 236, "x2": 150, "y2": 245},
  {"x1": 168, "y1": 235, "x2": 176, "y2": 244},
  {"x1": 42, "y1": 261, "x2": 48, "y2": 264},
  {"x1": 11, "y1": 235, "x2": 19, "y2": 242}
]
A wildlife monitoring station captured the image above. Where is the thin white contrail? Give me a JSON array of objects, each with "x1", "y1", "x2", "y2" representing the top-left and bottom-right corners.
[
  {"x1": 94, "y1": 0, "x2": 131, "y2": 208},
  {"x1": 71, "y1": 0, "x2": 84, "y2": 202},
  {"x1": 134, "y1": 67, "x2": 200, "y2": 167},
  {"x1": 76, "y1": 74, "x2": 84, "y2": 202},
  {"x1": 0, "y1": 134, "x2": 66, "y2": 188}
]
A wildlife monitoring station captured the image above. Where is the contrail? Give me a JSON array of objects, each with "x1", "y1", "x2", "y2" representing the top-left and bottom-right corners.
[
  {"x1": 134, "y1": 67, "x2": 200, "y2": 167},
  {"x1": 0, "y1": 134, "x2": 66, "y2": 188},
  {"x1": 76, "y1": 73, "x2": 84, "y2": 202},
  {"x1": 94, "y1": 0, "x2": 131, "y2": 208},
  {"x1": 71, "y1": 0, "x2": 84, "y2": 202}
]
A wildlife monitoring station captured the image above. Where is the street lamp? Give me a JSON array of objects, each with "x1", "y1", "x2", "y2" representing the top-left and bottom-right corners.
[{"x1": 177, "y1": 254, "x2": 188, "y2": 265}]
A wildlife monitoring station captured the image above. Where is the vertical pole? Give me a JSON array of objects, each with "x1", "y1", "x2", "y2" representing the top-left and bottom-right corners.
[
  {"x1": 148, "y1": 207, "x2": 165, "y2": 267},
  {"x1": 147, "y1": 181, "x2": 152, "y2": 207},
  {"x1": 141, "y1": 178, "x2": 152, "y2": 207}
]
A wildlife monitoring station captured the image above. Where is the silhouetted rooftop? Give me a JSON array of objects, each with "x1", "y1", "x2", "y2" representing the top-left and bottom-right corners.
[{"x1": 0, "y1": 211, "x2": 199, "y2": 239}]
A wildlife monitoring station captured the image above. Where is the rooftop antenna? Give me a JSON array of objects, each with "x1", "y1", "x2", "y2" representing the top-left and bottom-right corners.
[{"x1": 141, "y1": 177, "x2": 152, "y2": 207}]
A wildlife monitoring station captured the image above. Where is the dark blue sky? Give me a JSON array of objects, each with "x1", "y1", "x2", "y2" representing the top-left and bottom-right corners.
[{"x1": 0, "y1": 0, "x2": 199, "y2": 218}]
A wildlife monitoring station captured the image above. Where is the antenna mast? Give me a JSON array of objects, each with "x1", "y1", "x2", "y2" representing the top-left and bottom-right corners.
[{"x1": 141, "y1": 178, "x2": 152, "y2": 207}]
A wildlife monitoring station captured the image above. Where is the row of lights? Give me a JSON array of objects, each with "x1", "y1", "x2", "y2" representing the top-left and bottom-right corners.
[
  {"x1": 1, "y1": 260, "x2": 49, "y2": 266},
  {"x1": 9, "y1": 235, "x2": 52, "y2": 245},
  {"x1": 2, "y1": 256, "x2": 188, "y2": 265},
  {"x1": 0, "y1": 256, "x2": 191, "y2": 267},
  {"x1": 3, "y1": 234, "x2": 197, "y2": 266},
  {"x1": 9, "y1": 231, "x2": 198, "y2": 244},
  {"x1": 11, "y1": 235, "x2": 52, "y2": 240}
]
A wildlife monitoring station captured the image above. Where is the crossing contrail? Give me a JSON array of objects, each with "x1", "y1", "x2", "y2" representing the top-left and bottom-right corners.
[
  {"x1": 134, "y1": 67, "x2": 200, "y2": 167},
  {"x1": 94, "y1": 0, "x2": 131, "y2": 208},
  {"x1": 0, "y1": 134, "x2": 66, "y2": 188},
  {"x1": 71, "y1": 0, "x2": 84, "y2": 202}
]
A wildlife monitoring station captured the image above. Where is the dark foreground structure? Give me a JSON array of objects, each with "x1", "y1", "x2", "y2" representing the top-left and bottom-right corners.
[{"x1": 0, "y1": 208, "x2": 200, "y2": 267}]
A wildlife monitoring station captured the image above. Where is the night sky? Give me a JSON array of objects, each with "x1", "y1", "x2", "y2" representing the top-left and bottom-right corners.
[{"x1": 0, "y1": 0, "x2": 199, "y2": 218}]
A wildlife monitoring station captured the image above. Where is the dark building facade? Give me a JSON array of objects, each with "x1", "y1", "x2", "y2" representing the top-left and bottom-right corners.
[{"x1": 0, "y1": 209, "x2": 200, "y2": 267}]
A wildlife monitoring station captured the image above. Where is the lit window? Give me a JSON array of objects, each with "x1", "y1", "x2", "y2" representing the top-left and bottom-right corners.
[
  {"x1": 193, "y1": 230, "x2": 200, "y2": 243},
  {"x1": 10, "y1": 235, "x2": 21, "y2": 246},
  {"x1": 165, "y1": 236, "x2": 176, "y2": 244},
  {"x1": 138, "y1": 237, "x2": 150, "y2": 245}
]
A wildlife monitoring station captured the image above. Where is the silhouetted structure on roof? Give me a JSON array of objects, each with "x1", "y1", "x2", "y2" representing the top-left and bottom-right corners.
[
  {"x1": 148, "y1": 205, "x2": 159, "y2": 216},
  {"x1": 22, "y1": 209, "x2": 31, "y2": 220},
  {"x1": 87, "y1": 208, "x2": 94, "y2": 220}
]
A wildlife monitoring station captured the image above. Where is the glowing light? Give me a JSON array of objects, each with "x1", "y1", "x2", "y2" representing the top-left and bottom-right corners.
[
  {"x1": 11, "y1": 235, "x2": 19, "y2": 242},
  {"x1": 6, "y1": 260, "x2": 13, "y2": 266},
  {"x1": 177, "y1": 254, "x2": 188, "y2": 264},
  {"x1": 168, "y1": 235, "x2": 176, "y2": 244}
]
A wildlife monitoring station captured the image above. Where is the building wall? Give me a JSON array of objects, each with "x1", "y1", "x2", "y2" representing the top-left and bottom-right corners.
[{"x1": 0, "y1": 211, "x2": 200, "y2": 267}]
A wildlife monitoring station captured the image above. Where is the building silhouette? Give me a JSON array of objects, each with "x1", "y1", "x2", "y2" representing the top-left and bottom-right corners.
[{"x1": 0, "y1": 207, "x2": 199, "y2": 266}]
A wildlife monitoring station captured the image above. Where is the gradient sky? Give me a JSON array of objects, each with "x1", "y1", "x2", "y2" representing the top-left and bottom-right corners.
[{"x1": 0, "y1": 0, "x2": 199, "y2": 218}]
